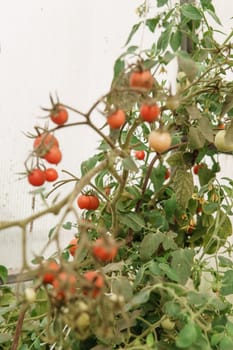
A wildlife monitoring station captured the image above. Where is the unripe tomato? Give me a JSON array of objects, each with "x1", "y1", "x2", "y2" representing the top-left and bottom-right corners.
[
  {"x1": 89, "y1": 195, "x2": 100, "y2": 210},
  {"x1": 25, "y1": 287, "x2": 36, "y2": 303},
  {"x1": 77, "y1": 195, "x2": 91, "y2": 209},
  {"x1": 50, "y1": 107, "x2": 68, "y2": 125},
  {"x1": 44, "y1": 146, "x2": 62, "y2": 164},
  {"x1": 45, "y1": 168, "x2": 58, "y2": 182},
  {"x1": 148, "y1": 130, "x2": 172, "y2": 153},
  {"x1": 214, "y1": 130, "x2": 233, "y2": 152},
  {"x1": 92, "y1": 237, "x2": 118, "y2": 262},
  {"x1": 52, "y1": 271, "x2": 76, "y2": 300},
  {"x1": 33, "y1": 133, "x2": 59, "y2": 150},
  {"x1": 28, "y1": 168, "x2": 46, "y2": 186},
  {"x1": 129, "y1": 70, "x2": 154, "y2": 90},
  {"x1": 42, "y1": 260, "x2": 60, "y2": 284},
  {"x1": 107, "y1": 109, "x2": 126, "y2": 129},
  {"x1": 135, "y1": 150, "x2": 145, "y2": 160},
  {"x1": 68, "y1": 237, "x2": 79, "y2": 257},
  {"x1": 161, "y1": 317, "x2": 175, "y2": 330},
  {"x1": 76, "y1": 312, "x2": 90, "y2": 330},
  {"x1": 140, "y1": 103, "x2": 160, "y2": 122},
  {"x1": 83, "y1": 270, "x2": 104, "y2": 298}
]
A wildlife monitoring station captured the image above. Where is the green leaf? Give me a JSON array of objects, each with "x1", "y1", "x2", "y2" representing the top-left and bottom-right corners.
[
  {"x1": 173, "y1": 169, "x2": 194, "y2": 209},
  {"x1": 198, "y1": 116, "x2": 214, "y2": 142},
  {"x1": 202, "y1": 202, "x2": 218, "y2": 214},
  {"x1": 150, "y1": 164, "x2": 167, "y2": 191},
  {"x1": 181, "y1": 4, "x2": 202, "y2": 20},
  {"x1": 177, "y1": 53, "x2": 199, "y2": 82},
  {"x1": 113, "y1": 58, "x2": 125, "y2": 80},
  {"x1": 125, "y1": 288, "x2": 151, "y2": 311},
  {"x1": 122, "y1": 156, "x2": 138, "y2": 172},
  {"x1": 211, "y1": 333, "x2": 224, "y2": 347},
  {"x1": 146, "y1": 333, "x2": 155, "y2": 347},
  {"x1": 171, "y1": 249, "x2": 194, "y2": 284},
  {"x1": 164, "y1": 301, "x2": 182, "y2": 317},
  {"x1": 170, "y1": 30, "x2": 182, "y2": 51},
  {"x1": 163, "y1": 196, "x2": 177, "y2": 219},
  {"x1": 140, "y1": 233, "x2": 163, "y2": 261},
  {"x1": 146, "y1": 17, "x2": 160, "y2": 33},
  {"x1": 119, "y1": 212, "x2": 144, "y2": 232},
  {"x1": 198, "y1": 166, "x2": 215, "y2": 186},
  {"x1": 221, "y1": 270, "x2": 233, "y2": 296},
  {"x1": 206, "y1": 9, "x2": 222, "y2": 26},
  {"x1": 62, "y1": 221, "x2": 72, "y2": 230},
  {"x1": 219, "y1": 336, "x2": 233, "y2": 350},
  {"x1": 157, "y1": 0, "x2": 168, "y2": 6},
  {"x1": 81, "y1": 155, "x2": 98, "y2": 176},
  {"x1": 159, "y1": 263, "x2": 180, "y2": 282},
  {"x1": 0, "y1": 266, "x2": 8, "y2": 284},
  {"x1": 188, "y1": 126, "x2": 206, "y2": 149},
  {"x1": 162, "y1": 231, "x2": 178, "y2": 250},
  {"x1": 166, "y1": 151, "x2": 184, "y2": 167},
  {"x1": 157, "y1": 25, "x2": 172, "y2": 51},
  {"x1": 218, "y1": 255, "x2": 233, "y2": 268},
  {"x1": 0, "y1": 333, "x2": 12, "y2": 344},
  {"x1": 186, "y1": 105, "x2": 202, "y2": 120},
  {"x1": 176, "y1": 321, "x2": 198, "y2": 348},
  {"x1": 125, "y1": 22, "x2": 142, "y2": 46}
]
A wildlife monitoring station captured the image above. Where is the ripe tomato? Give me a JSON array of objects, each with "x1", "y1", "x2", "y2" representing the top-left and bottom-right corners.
[
  {"x1": 77, "y1": 195, "x2": 90, "y2": 209},
  {"x1": 89, "y1": 195, "x2": 100, "y2": 210},
  {"x1": 45, "y1": 168, "x2": 58, "y2": 182},
  {"x1": 50, "y1": 106, "x2": 68, "y2": 125},
  {"x1": 193, "y1": 163, "x2": 204, "y2": 175},
  {"x1": 148, "y1": 130, "x2": 172, "y2": 153},
  {"x1": 129, "y1": 70, "x2": 154, "y2": 90},
  {"x1": 135, "y1": 150, "x2": 145, "y2": 160},
  {"x1": 83, "y1": 270, "x2": 104, "y2": 298},
  {"x1": 28, "y1": 168, "x2": 46, "y2": 186},
  {"x1": 107, "y1": 109, "x2": 126, "y2": 129},
  {"x1": 140, "y1": 103, "x2": 160, "y2": 122},
  {"x1": 68, "y1": 237, "x2": 79, "y2": 257},
  {"x1": 92, "y1": 237, "x2": 118, "y2": 262},
  {"x1": 164, "y1": 168, "x2": 171, "y2": 180},
  {"x1": 33, "y1": 133, "x2": 59, "y2": 150},
  {"x1": 44, "y1": 146, "x2": 62, "y2": 164},
  {"x1": 42, "y1": 260, "x2": 60, "y2": 284},
  {"x1": 52, "y1": 271, "x2": 76, "y2": 300}
]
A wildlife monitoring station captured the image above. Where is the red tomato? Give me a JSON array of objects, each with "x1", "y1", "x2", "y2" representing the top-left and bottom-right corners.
[
  {"x1": 83, "y1": 270, "x2": 104, "y2": 298},
  {"x1": 148, "y1": 130, "x2": 172, "y2": 153},
  {"x1": 89, "y1": 195, "x2": 100, "y2": 210},
  {"x1": 129, "y1": 70, "x2": 154, "y2": 90},
  {"x1": 42, "y1": 260, "x2": 60, "y2": 284},
  {"x1": 77, "y1": 195, "x2": 91, "y2": 209},
  {"x1": 135, "y1": 150, "x2": 145, "y2": 160},
  {"x1": 104, "y1": 186, "x2": 111, "y2": 196},
  {"x1": 33, "y1": 133, "x2": 59, "y2": 150},
  {"x1": 107, "y1": 109, "x2": 126, "y2": 129},
  {"x1": 68, "y1": 237, "x2": 79, "y2": 257},
  {"x1": 164, "y1": 168, "x2": 171, "y2": 180},
  {"x1": 92, "y1": 237, "x2": 118, "y2": 262},
  {"x1": 45, "y1": 168, "x2": 58, "y2": 182},
  {"x1": 44, "y1": 146, "x2": 62, "y2": 164},
  {"x1": 28, "y1": 168, "x2": 46, "y2": 186},
  {"x1": 52, "y1": 272, "x2": 76, "y2": 300},
  {"x1": 140, "y1": 103, "x2": 160, "y2": 122},
  {"x1": 193, "y1": 163, "x2": 204, "y2": 175},
  {"x1": 50, "y1": 107, "x2": 68, "y2": 125}
]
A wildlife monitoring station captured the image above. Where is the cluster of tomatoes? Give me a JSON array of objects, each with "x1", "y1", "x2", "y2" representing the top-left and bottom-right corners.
[{"x1": 40, "y1": 235, "x2": 118, "y2": 301}]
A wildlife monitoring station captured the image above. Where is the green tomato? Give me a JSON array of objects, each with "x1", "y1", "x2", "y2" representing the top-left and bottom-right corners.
[{"x1": 215, "y1": 130, "x2": 233, "y2": 152}]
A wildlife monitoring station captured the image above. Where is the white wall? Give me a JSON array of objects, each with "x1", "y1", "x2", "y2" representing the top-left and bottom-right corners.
[{"x1": 0, "y1": 0, "x2": 232, "y2": 270}]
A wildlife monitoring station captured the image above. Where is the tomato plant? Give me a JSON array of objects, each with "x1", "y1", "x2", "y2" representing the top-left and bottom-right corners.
[{"x1": 2, "y1": 1, "x2": 233, "y2": 350}]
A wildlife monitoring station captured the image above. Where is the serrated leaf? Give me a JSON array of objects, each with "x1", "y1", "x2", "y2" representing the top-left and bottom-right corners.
[
  {"x1": 0, "y1": 333, "x2": 12, "y2": 344},
  {"x1": 198, "y1": 166, "x2": 215, "y2": 186},
  {"x1": 140, "y1": 233, "x2": 163, "y2": 261},
  {"x1": 188, "y1": 126, "x2": 206, "y2": 149},
  {"x1": 176, "y1": 322, "x2": 198, "y2": 348},
  {"x1": 173, "y1": 169, "x2": 194, "y2": 208},
  {"x1": 177, "y1": 53, "x2": 198, "y2": 82},
  {"x1": 166, "y1": 151, "x2": 184, "y2": 167},
  {"x1": 125, "y1": 22, "x2": 142, "y2": 46},
  {"x1": 159, "y1": 263, "x2": 180, "y2": 282},
  {"x1": 162, "y1": 231, "x2": 178, "y2": 250},
  {"x1": 199, "y1": 116, "x2": 214, "y2": 142},
  {"x1": 0, "y1": 266, "x2": 8, "y2": 284},
  {"x1": 119, "y1": 212, "x2": 144, "y2": 232},
  {"x1": 122, "y1": 156, "x2": 138, "y2": 172},
  {"x1": 171, "y1": 249, "x2": 194, "y2": 284},
  {"x1": 181, "y1": 4, "x2": 202, "y2": 20}
]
